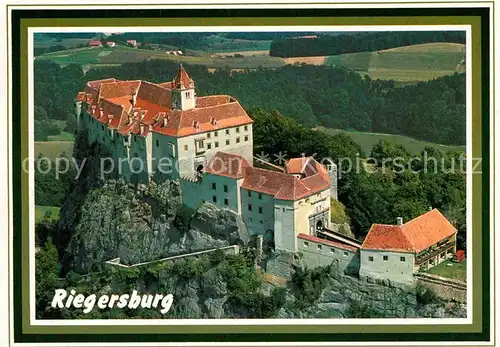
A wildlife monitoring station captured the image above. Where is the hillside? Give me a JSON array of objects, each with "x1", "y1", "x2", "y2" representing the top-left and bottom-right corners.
[
  {"x1": 326, "y1": 42, "x2": 465, "y2": 82},
  {"x1": 319, "y1": 127, "x2": 465, "y2": 154},
  {"x1": 36, "y1": 44, "x2": 285, "y2": 69}
]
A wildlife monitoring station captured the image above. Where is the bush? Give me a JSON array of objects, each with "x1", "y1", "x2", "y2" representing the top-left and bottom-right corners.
[
  {"x1": 173, "y1": 206, "x2": 195, "y2": 231},
  {"x1": 330, "y1": 199, "x2": 350, "y2": 224},
  {"x1": 292, "y1": 266, "x2": 331, "y2": 309}
]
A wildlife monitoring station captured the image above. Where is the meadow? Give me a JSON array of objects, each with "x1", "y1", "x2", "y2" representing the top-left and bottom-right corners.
[
  {"x1": 319, "y1": 127, "x2": 465, "y2": 155},
  {"x1": 35, "y1": 205, "x2": 61, "y2": 223},
  {"x1": 325, "y1": 42, "x2": 465, "y2": 82},
  {"x1": 37, "y1": 44, "x2": 286, "y2": 69},
  {"x1": 35, "y1": 141, "x2": 74, "y2": 160}
]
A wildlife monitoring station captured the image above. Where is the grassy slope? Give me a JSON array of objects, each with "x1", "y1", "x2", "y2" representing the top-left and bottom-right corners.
[
  {"x1": 424, "y1": 260, "x2": 467, "y2": 282},
  {"x1": 319, "y1": 127, "x2": 465, "y2": 155},
  {"x1": 325, "y1": 42, "x2": 465, "y2": 82},
  {"x1": 35, "y1": 141, "x2": 74, "y2": 160},
  {"x1": 37, "y1": 44, "x2": 285, "y2": 69}
]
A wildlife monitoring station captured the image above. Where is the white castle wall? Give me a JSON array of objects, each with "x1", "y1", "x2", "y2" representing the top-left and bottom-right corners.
[
  {"x1": 274, "y1": 200, "x2": 297, "y2": 251},
  {"x1": 240, "y1": 189, "x2": 275, "y2": 239},
  {"x1": 359, "y1": 249, "x2": 415, "y2": 285},
  {"x1": 297, "y1": 237, "x2": 360, "y2": 275}
]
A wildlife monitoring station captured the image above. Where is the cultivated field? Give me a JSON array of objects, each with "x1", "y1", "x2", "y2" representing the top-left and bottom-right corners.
[
  {"x1": 284, "y1": 56, "x2": 327, "y2": 66},
  {"x1": 37, "y1": 45, "x2": 286, "y2": 69},
  {"x1": 35, "y1": 141, "x2": 74, "y2": 160},
  {"x1": 319, "y1": 127, "x2": 465, "y2": 154},
  {"x1": 211, "y1": 50, "x2": 269, "y2": 57},
  {"x1": 325, "y1": 42, "x2": 465, "y2": 82}
]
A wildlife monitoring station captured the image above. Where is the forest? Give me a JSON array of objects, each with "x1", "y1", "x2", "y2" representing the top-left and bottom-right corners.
[
  {"x1": 82, "y1": 60, "x2": 466, "y2": 145},
  {"x1": 270, "y1": 31, "x2": 466, "y2": 57},
  {"x1": 34, "y1": 59, "x2": 466, "y2": 145}
]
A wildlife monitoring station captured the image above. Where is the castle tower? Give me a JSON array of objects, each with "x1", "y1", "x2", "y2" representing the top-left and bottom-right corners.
[
  {"x1": 171, "y1": 64, "x2": 196, "y2": 111},
  {"x1": 324, "y1": 159, "x2": 338, "y2": 200}
]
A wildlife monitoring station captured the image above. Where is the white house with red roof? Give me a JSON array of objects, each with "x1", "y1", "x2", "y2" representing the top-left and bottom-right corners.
[
  {"x1": 359, "y1": 209, "x2": 457, "y2": 284},
  {"x1": 88, "y1": 40, "x2": 103, "y2": 48}
]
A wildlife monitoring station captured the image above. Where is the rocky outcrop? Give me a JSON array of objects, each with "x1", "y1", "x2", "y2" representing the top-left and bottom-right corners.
[{"x1": 63, "y1": 178, "x2": 248, "y2": 273}]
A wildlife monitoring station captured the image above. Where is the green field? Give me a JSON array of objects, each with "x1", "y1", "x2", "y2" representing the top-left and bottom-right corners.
[
  {"x1": 35, "y1": 205, "x2": 60, "y2": 223},
  {"x1": 319, "y1": 127, "x2": 465, "y2": 155},
  {"x1": 48, "y1": 131, "x2": 75, "y2": 141},
  {"x1": 424, "y1": 260, "x2": 467, "y2": 282},
  {"x1": 37, "y1": 44, "x2": 285, "y2": 69},
  {"x1": 35, "y1": 141, "x2": 74, "y2": 160},
  {"x1": 325, "y1": 42, "x2": 465, "y2": 82}
]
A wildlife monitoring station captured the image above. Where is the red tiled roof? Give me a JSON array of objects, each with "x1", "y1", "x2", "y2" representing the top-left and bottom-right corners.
[
  {"x1": 297, "y1": 233, "x2": 358, "y2": 252},
  {"x1": 88, "y1": 40, "x2": 102, "y2": 46},
  {"x1": 206, "y1": 152, "x2": 250, "y2": 179},
  {"x1": 285, "y1": 157, "x2": 310, "y2": 174},
  {"x1": 361, "y1": 224, "x2": 414, "y2": 253},
  {"x1": 152, "y1": 101, "x2": 252, "y2": 137},
  {"x1": 173, "y1": 65, "x2": 193, "y2": 89},
  {"x1": 196, "y1": 95, "x2": 232, "y2": 108},
  {"x1": 77, "y1": 67, "x2": 252, "y2": 138},
  {"x1": 400, "y1": 209, "x2": 457, "y2": 253},
  {"x1": 75, "y1": 92, "x2": 86, "y2": 101},
  {"x1": 241, "y1": 157, "x2": 330, "y2": 201},
  {"x1": 361, "y1": 209, "x2": 457, "y2": 253}
]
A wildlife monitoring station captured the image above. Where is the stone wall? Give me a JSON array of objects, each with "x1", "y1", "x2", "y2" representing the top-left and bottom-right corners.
[
  {"x1": 297, "y1": 237, "x2": 360, "y2": 276},
  {"x1": 104, "y1": 245, "x2": 240, "y2": 269},
  {"x1": 415, "y1": 273, "x2": 467, "y2": 303}
]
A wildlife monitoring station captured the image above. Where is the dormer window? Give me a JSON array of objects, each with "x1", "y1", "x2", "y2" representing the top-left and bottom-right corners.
[{"x1": 185, "y1": 92, "x2": 191, "y2": 99}]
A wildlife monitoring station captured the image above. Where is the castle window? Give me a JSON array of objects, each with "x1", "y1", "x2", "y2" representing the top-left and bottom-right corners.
[
  {"x1": 258, "y1": 207, "x2": 263, "y2": 214},
  {"x1": 244, "y1": 135, "x2": 249, "y2": 142},
  {"x1": 317, "y1": 244, "x2": 322, "y2": 251},
  {"x1": 186, "y1": 92, "x2": 191, "y2": 99},
  {"x1": 224, "y1": 198, "x2": 228, "y2": 206},
  {"x1": 248, "y1": 191, "x2": 252, "y2": 197},
  {"x1": 156, "y1": 140, "x2": 159, "y2": 147},
  {"x1": 248, "y1": 204, "x2": 252, "y2": 211},
  {"x1": 258, "y1": 193, "x2": 262, "y2": 200},
  {"x1": 383, "y1": 255, "x2": 388, "y2": 261},
  {"x1": 236, "y1": 127, "x2": 240, "y2": 133},
  {"x1": 368, "y1": 256, "x2": 374, "y2": 261},
  {"x1": 215, "y1": 141, "x2": 219, "y2": 148},
  {"x1": 259, "y1": 221, "x2": 263, "y2": 224},
  {"x1": 184, "y1": 144, "x2": 188, "y2": 151},
  {"x1": 211, "y1": 183, "x2": 216, "y2": 190},
  {"x1": 226, "y1": 139, "x2": 230, "y2": 146},
  {"x1": 226, "y1": 129, "x2": 230, "y2": 135},
  {"x1": 303, "y1": 242, "x2": 309, "y2": 247},
  {"x1": 343, "y1": 252, "x2": 349, "y2": 257},
  {"x1": 214, "y1": 131, "x2": 218, "y2": 137},
  {"x1": 212, "y1": 196, "x2": 217, "y2": 203},
  {"x1": 330, "y1": 248, "x2": 335, "y2": 253},
  {"x1": 400, "y1": 257, "x2": 406, "y2": 262},
  {"x1": 207, "y1": 132, "x2": 211, "y2": 139},
  {"x1": 244, "y1": 125, "x2": 248, "y2": 131},
  {"x1": 236, "y1": 137, "x2": 240, "y2": 144},
  {"x1": 224, "y1": 185, "x2": 228, "y2": 193},
  {"x1": 207, "y1": 143, "x2": 212, "y2": 150}
]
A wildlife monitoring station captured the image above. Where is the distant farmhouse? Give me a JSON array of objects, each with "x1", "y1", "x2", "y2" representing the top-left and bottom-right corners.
[
  {"x1": 106, "y1": 41, "x2": 116, "y2": 48},
  {"x1": 74, "y1": 65, "x2": 457, "y2": 286},
  {"x1": 126, "y1": 39, "x2": 138, "y2": 47},
  {"x1": 88, "y1": 40, "x2": 103, "y2": 48}
]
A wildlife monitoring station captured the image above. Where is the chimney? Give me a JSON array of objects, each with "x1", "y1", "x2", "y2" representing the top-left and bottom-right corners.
[
  {"x1": 396, "y1": 217, "x2": 403, "y2": 225},
  {"x1": 429, "y1": 206, "x2": 433, "y2": 211}
]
